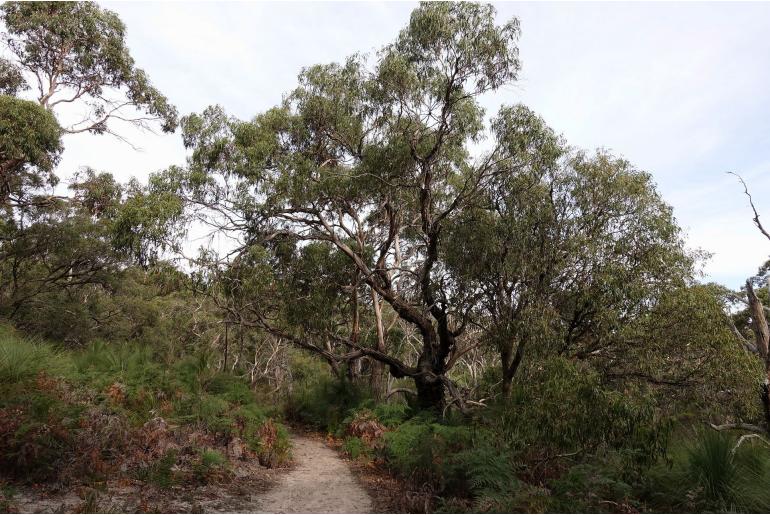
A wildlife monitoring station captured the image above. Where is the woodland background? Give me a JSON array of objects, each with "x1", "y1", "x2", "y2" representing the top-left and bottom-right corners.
[{"x1": 2, "y1": 2, "x2": 770, "y2": 513}]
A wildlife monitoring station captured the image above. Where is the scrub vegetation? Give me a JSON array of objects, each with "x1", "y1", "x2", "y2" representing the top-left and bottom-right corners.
[{"x1": 2, "y1": 2, "x2": 770, "y2": 513}]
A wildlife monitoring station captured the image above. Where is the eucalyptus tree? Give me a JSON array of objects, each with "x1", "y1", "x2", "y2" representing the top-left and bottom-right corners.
[
  {"x1": 0, "y1": 95, "x2": 62, "y2": 213},
  {"x1": 0, "y1": 1, "x2": 180, "y2": 318},
  {"x1": 0, "y1": 1, "x2": 177, "y2": 217},
  {"x1": 0, "y1": 1, "x2": 177, "y2": 136},
  {"x1": 445, "y1": 135, "x2": 695, "y2": 395},
  {"x1": 170, "y1": 3, "x2": 700, "y2": 409},
  {"x1": 173, "y1": 3, "x2": 524, "y2": 408}
]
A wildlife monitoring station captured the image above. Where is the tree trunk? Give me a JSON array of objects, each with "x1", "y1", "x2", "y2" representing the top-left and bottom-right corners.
[
  {"x1": 414, "y1": 374, "x2": 444, "y2": 410},
  {"x1": 370, "y1": 289, "x2": 387, "y2": 400},
  {"x1": 222, "y1": 322, "x2": 229, "y2": 372},
  {"x1": 746, "y1": 280, "x2": 770, "y2": 431},
  {"x1": 347, "y1": 273, "x2": 362, "y2": 381},
  {"x1": 500, "y1": 338, "x2": 525, "y2": 399},
  {"x1": 501, "y1": 372, "x2": 512, "y2": 398},
  {"x1": 324, "y1": 339, "x2": 343, "y2": 379},
  {"x1": 747, "y1": 281, "x2": 769, "y2": 359},
  {"x1": 412, "y1": 337, "x2": 446, "y2": 409}
]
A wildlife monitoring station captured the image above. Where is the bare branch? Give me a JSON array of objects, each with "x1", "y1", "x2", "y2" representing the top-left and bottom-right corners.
[
  {"x1": 730, "y1": 172, "x2": 770, "y2": 242},
  {"x1": 710, "y1": 422, "x2": 766, "y2": 433}
]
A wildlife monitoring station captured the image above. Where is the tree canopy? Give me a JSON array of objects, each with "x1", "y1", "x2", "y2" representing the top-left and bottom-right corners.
[
  {"x1": 164, "y1": 2, "x2": 701, "y2": 409},
  {"x1": 1, "y1": 1, "x2": 177, "y2": 136}
]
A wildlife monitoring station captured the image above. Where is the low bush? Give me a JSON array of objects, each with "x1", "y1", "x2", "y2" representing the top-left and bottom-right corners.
[
  {"x1": 0, "y1": 324, "x2": 292, "y2": 486},
  {"x1": 644, "y1": 428, "x2": 770, "y2": 512},
  {"x1": 343, "y1": 436, "x2": 370, "y2": 460},
  {"x1": 0, "y1": 329, "x2": 71, "y2": 384},
  {"x1": 285, "y1": 367, "x2": 371, "y2": 433},
  {"x1": 135, "y1": 450, "x2": 178, "y2": 489},
  {"x1": 255, "y1": 418, "x2": 291, "y2": 468},
  {"x1": 192, "y1": 448, "x2": 228, "y2": 482},
  {"x1": 383, "y1": 416, "x2": 473, "y2": 490}
]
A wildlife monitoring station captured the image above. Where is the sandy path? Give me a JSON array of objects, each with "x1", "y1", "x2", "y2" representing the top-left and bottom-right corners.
[
  {"x1": 255, "y1": 435, "x2": 373, "y2": 514},
  {"x1": 8, "y1": 435, "x2": 373, "y2": 513}
]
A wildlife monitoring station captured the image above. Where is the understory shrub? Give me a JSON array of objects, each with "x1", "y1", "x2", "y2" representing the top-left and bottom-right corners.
[
  {"x1": 0, "y1": 324, "x2": 292, "y2": 485},
  {"x1": 135, "y1": 450, "x2": 178, "y2": 489},
  {"x1": 644, "y1": 429, "x2": 770, "y2": 512},
  {"x1": 489, "y1": 357, "x2": 670, "y2": 470},
  {"x1": 192, "y1": 448, "x2": 228, "y2": 482},
  {"x1": 383, "y1": 416, "x2": 473, "y2": 489},
  {"x1": 285, "y1": 361, "x2": 371, "y2": 432},
  {"x1": 343, "y1": 436, "x2": 370, "y2": 460},
  {"x1": 0, "y1": 329, "x2": 72, "y2": 383}
]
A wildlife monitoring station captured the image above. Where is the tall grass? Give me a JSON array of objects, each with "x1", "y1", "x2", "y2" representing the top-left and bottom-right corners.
[
  {"x1": 0, "y1": 330, "x2": 71, "y2": 384},
  {"x1": 646, "y1": 428, "x2": 770, "y2": 512}
]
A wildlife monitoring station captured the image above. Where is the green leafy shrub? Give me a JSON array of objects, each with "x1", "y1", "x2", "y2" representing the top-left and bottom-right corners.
[
  {"x1": 383, "y1": 416, "x2": 473, "y2": 489},
  {"x1": 253, "y1": 418, "x2": 291, "y2": 468},
  {"x1": 286, "y1": 372, "x2": 371, "y2": 433},
  {"x1": 205, "y1": 373, "x2": 254, "y2": 404},
  {"x1": 0, "y1": 331, "x2": 71, "y2": 384},
  {"x1": 0, "y1": 323, "x2": 291, "y2": 487},
  {"x1": 489, "y1": 357, "x2": 669, "y2": 469},
  {"x1": 135, "y1": 450, "x2": 178, "y2": 489},
  {"x1": 343, "y1": 436, "x2": 370, "y2": 460},
  {"x1": 192, "y1": 448, "x2": 228, "y2": 482},
  {"x1": 443, "y1": 444, "x2": 518, "y2": 501},
  {"x1": 645, "y1": 429, "x2": 770, "y2": 512},
  {"x1": 550, "y1": 459, "x2": 635, "y2": 513},
  {"x1": 373, "y1": 402, "x2": 410, "y2": 428}
]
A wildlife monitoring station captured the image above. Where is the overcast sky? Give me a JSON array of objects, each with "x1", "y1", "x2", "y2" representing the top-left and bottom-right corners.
[{"x1": 49, "y1": 1, "x2": 770, "y2": 289}]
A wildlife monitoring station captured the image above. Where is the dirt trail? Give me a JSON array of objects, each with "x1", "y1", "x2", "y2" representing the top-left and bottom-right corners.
[
  {"x1": 255, "y1": 435, "x2": 373, "y2": 513},
  {"x1": 9, "y1": 435, "x2": 372, "y2": 513}
]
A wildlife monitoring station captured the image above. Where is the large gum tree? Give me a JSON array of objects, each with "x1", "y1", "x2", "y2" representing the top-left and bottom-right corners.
[
  {"x1": 170, "y1": 3, "x2": 694, "y2": 409},
  {"x1": 175, "y1": 3, "x2": 523, "y2": 408}
]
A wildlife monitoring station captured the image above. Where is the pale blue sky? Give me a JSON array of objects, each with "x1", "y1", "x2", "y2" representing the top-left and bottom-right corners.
[{"x1": 50, "y1": 1, "x2": 770, "y2": 289}]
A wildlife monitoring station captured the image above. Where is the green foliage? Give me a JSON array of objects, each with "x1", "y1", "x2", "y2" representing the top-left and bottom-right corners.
[
  {"x1": 343, "y1": 436, "x2": 369, "y2": 460},
  {"x1": 0, "y1": 94, "x2": 61, "y2": 175},
  {"x1": 0, "y1": 331, "x2": 86, "y2": 482},
  {"x1": 372, "y1": 402, "x2": 410, "y2": 428},
  {"x1": 111, "y1": 178, "x2": 186, "y2": 266},
  {"x1": 614, "y1": 284, "x2": 762, "y2": 423},
  {"x1": 285, "y1": 353, "x2": 372, "y2": 433},
  {"x1": 172, "y1": 1, "x2": 531, "y2": 408},
  {"x1": 442, "y1": 442, "x2": 519, "y2": 511},
  {"x1": 206, "y1": 372, "x2": 255, "y2": 404},
  {"x1": 135, "y1": 450, "x2": 178, "y2": 489},
  {"x1": 192, "y1": 448, "x2": 227, "y2": 482},
  {"x1": 0, "y1": 57, "x2": 25, "y2": 95},
  {"x1": 0, "y1": 321, "x2": 292, "y2": 484},
  {"x1": 492, "y1": 357, "x2": 669, "y2": 468},
  {"x1": 549, "y1": 458, "x2": 635, "y2": 513},
  {"x1": 1, "y1": 1, "x2": 177, "y2": 133},
  {"x1": 688, "y1": 430, "x2": 739, "y2": 502},
  {"x1": 645, "y1": 429, "x2": 770, "y2": 512},
  {"x1": 383, "y1": 416, "x2": 473, "y2": 489},
  {"x1": 0, "y1": 95, "x2": 61, "y2": 211},
  {"x1": 0, "y1": 329, "x2": 71, "y2": 384},
  {"x1": 252, "y1": 418, "x2": 291, "y2": 468}
]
